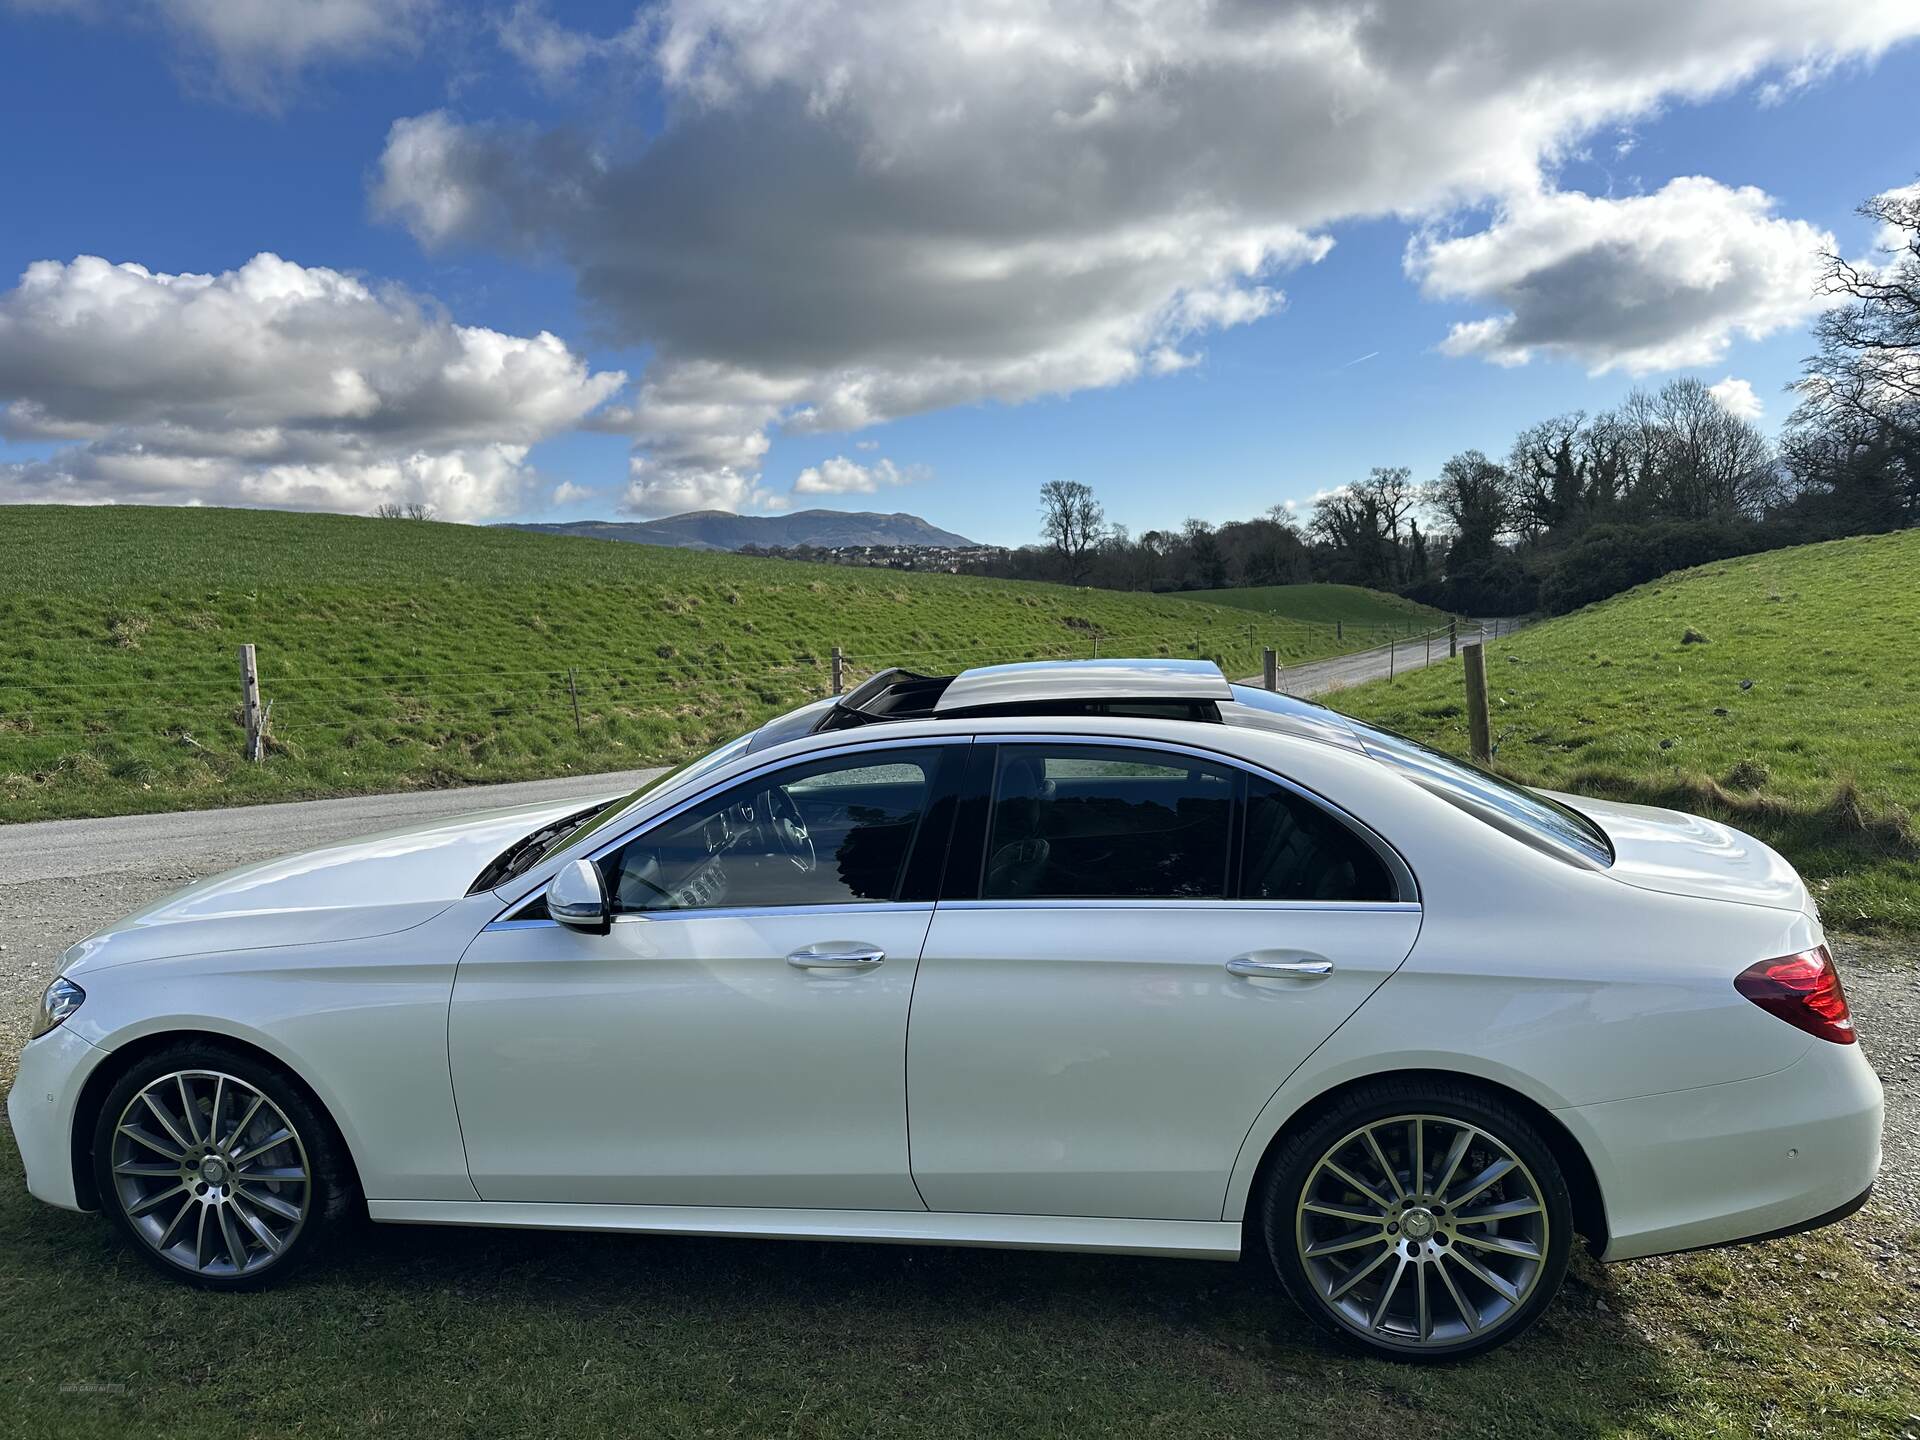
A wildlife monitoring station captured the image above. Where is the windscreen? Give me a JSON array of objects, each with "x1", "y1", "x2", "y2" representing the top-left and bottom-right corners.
[{"x1": 530, "y1": 732, "x2": 755, "y2": 866}]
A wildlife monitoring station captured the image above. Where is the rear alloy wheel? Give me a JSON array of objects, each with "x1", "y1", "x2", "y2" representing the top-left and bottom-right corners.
[
  {"x1": 93, "y1": 1044, "x2": 353, "y2": 1288},
  {"x1": 1262, "y1": 1082, "x2": 1573, "y2": 1360}
]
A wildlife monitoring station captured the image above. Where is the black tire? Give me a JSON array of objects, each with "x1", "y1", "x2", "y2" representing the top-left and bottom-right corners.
[
  {"x1": 91, "y1": 1040, "x2": 357, "y2": 1289},
  {"x1": 1259, "y1": 1076, "x2": 1574, "y2": 1362}
]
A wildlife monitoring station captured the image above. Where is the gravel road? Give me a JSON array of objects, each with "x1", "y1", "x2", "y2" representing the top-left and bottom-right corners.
[
  {"x1": 1241, "y1": 619, "x2": 1524, "y2": 697},
  {"x1": 0, "y1": 770, "x2": 662, "y2": 1083},
  {"x1": 0, "y1": 773, "x2": 1912, "y2": 1232}
]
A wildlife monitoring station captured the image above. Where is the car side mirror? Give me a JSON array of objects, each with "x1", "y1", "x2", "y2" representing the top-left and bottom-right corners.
[{"x1": 547, "y1": 858, "x2": 610, "y2": 936}]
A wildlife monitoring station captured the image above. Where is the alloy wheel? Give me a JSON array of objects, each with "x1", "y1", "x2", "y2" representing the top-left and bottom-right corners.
[
  {"x1": 108, "y1": 1068, "x2": 311, "y2": 1278},
  {"x1": 1294, "y1": 1113, "x2": 1550, "y2": 1350}
]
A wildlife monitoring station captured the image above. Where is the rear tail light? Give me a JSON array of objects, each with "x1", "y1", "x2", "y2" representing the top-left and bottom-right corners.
[{"x1": 1734, "y1": 945, "x2": 1855, "y2": 1044}]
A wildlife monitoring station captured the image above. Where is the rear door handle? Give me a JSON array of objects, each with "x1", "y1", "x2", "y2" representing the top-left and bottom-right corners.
[
  {"x1": 1226, "y1": 952, "x2": 1334, "y2": 979},
  {"x1": 787, "y1": 943, "x2": 887, "y2": 971}
]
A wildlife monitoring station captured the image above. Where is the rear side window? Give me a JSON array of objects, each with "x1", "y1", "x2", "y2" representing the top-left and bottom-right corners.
[
  {"x1": 1241, "y1": 777, "x2": 1395, "y2": 902},
  {"x1": 1350, "y1": 723, "x2": 1613, "y2": 867},
  {"x1": 984, "y1": 745, "x2": 1234, "y2": 899}
]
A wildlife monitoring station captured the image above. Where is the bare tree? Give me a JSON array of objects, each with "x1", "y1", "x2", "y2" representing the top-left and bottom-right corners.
[
  {"x1": 1506, "y1": 413, "x2": 1590, "y2": 538},
  {"x1": 1038, "y1": 480, "x2": 1106, "y2": 582},
  {"x1": 1649, "y1": 377, "x2": 1776, "y2": 520},
  {"x1": 1425, "y1": 450, "x2": 1510, "y2": 565},
  {"x1": 1308, "y1": 485, "x2": 1391, "y2": 587},
  {"x1": 373, "y1": 502, "x2": 438, "y2": 521},
  {"x1": 1793, "y1": 185, "x2": 1920, "y2": 440}
]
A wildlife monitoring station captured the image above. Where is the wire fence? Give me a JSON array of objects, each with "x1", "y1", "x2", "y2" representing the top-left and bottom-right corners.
[{"x1": 0, "y1": 613, "x2": 1526, "y2": 779}]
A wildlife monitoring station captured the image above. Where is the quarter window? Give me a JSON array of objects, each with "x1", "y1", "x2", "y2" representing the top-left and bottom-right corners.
[
  {"x1": 1241, "y1": 777, "x2": 1395, "y2": 902},
  {"x1": 601, "y1": 749, "x2": 939, "y2": 911},
  {"x1": 983, "y1": 745, "x2": 1234, "y2": 900}
]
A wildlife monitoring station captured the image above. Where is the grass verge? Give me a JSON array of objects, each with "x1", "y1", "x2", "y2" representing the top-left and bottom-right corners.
[
  {"x1": 1328, "y1": 529, "x2": 1920, "y2": 929},
  {"x1": 1179, "y1": 583, "x2": 1450, "y2": 631},
  {"x1": 0, "y1": 1122, "x2": 1912, "y2": 1439}
]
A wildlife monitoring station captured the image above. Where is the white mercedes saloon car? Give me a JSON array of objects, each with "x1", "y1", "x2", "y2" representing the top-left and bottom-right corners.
[{"x1": 9, "y1": 659, "x2": 1881, "y2": 1359}]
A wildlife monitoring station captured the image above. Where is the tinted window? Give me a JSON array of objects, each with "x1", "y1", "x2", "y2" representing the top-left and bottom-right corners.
[
  {"x1": 1349, "y1": 723, "x2": 1612, "y2": 867},
  {"x1": 984, "y1": 745, "x2": 1233, "y2": 900},
  {"x1": 602, "y1": 749, "x2": 938, "y2": 911},
  {"x1": 1241, "y1": 777, "x2": 1395, "y2": 901}
]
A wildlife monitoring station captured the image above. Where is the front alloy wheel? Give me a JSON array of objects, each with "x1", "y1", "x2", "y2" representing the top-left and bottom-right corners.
[
  {"x1": 1264, "y1": 1081, "x2": 1573, "y2": 1360},
  {"x1": 93, "y1": 1042, "x2": 353, "y2": 1287},
  {"x1": 109, "y1": 1070, "x2": 310, "y2": 1277}
]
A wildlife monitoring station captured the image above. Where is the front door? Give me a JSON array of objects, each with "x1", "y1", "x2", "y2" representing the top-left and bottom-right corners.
[
  {"x1": 907, "y1": 741, "x2": 1421, "y2": 1220},
  {"x1": 450, "y1": 741, "x2": 964, "y2": 1209}
]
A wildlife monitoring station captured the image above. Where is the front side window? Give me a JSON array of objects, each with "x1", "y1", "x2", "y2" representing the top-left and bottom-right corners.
[
  {"x1": 983, "y1": 745, "x2": 1234, "y2": 900},
  {"x1": 601, "y1": 749, "x2": 939, "y2": 911}
]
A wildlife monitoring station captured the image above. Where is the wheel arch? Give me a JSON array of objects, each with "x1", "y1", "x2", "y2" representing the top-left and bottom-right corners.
[
  {"x1": 1234, "y1": 1067, "x2": 1610, "y2": 1257},
  {"x1": 68, "y1": 1028, "x2": 365, "y2": 1213}
]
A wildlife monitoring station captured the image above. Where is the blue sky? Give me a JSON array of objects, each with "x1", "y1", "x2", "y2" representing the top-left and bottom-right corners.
[{"x1": 1, "y1": 2, "x2": 1917, "y2": 546}]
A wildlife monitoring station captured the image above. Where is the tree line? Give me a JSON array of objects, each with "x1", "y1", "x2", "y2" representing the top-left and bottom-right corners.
[{"x1": 976, "y1": 186, "x2": 1919, "y2": 615}]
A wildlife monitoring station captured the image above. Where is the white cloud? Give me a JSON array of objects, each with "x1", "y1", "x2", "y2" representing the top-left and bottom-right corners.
[
  {"x1": 1708, "y1": 375, "x2": 1765, "y2": 420},
  {"x1": 1411, "y1": 177, "x2": 1836, "y2": 373},
  {"x1": 0, "y1": 253, "x2": 625, "y2": 520},
  {"x1": 792, "y1": 455, "x2": 922, "y2": 495},
  {"x1": 9, "y1": 0, "x2": 433, "y2": 107},
  {"x1": 496, "y1": 1, "x2": 645, "y2": 88},
  {"x1": 368, "y1": 0, "x2": 1920, "y2": 511},
  {"x1": 550, "y1": 479, "x2": 597, "y2": 505}
]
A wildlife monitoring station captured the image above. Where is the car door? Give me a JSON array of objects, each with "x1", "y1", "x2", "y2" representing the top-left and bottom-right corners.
[
  {"x1": 449, "y1": 738, "x2": 966, "y2": 1210},
  {"x1": 907, "y1": 737, "x2": 1422, "y2": 1221}
]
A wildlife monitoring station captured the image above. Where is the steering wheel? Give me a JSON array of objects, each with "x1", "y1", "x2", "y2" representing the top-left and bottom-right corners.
[{"x1": 766, "y1": 786, "x2": 817, "y2": 873}]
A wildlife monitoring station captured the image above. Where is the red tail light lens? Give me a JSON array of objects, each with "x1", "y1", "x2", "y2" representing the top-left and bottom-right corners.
[{"x1": 1734, "y1": 945, "x2": 1855, "y2": 1044}]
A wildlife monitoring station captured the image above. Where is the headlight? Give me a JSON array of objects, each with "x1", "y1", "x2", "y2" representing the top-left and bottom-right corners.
[{"x1": 33, "y1": 977, "x2": 85, "y2": 1038}]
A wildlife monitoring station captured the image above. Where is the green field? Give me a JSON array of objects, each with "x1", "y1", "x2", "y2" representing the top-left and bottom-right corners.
[
  {"x1": 0, "y1": 506, "x2": 1350, "y2": 823},
  {"x1": 0, "y1": 1116, "x2": 1911, "y2": 1439},
  {"x1": 1180, "y1": 583, "x2": 1450, "y2": 631},
  {"x1": 1329, "y1": 529, "x2": 1920, "y2": 929}
]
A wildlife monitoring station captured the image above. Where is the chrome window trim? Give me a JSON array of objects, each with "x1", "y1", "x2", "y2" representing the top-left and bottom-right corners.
[
  {"x1": 938, "y1": 899, "x2": 1422, "y2": 914},
  {"x1": 979, "y1": 731, "x2": 1420, "y2": 906},
  {"x1": 615, "y1": 901, "x2": 934, "y2": 925},
  {"x1": 490, "y1": 724, "x2": 1419, "y2": 923},
  {"x1": 483, "y1": 902, "x2": 936, "y2": 934}
]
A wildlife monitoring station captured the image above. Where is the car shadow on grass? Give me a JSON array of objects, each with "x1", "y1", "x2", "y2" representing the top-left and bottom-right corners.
[{"x1": 0, "y1": 1132, "x2": 1688, "y2": 1438}]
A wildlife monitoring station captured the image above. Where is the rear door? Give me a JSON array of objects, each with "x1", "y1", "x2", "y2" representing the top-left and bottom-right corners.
[{"x1": 906, "y1": 738, "x2": 1421, "y2": 1221}]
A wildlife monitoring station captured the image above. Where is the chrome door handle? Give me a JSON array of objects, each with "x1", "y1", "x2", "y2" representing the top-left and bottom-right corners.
[
  {"x1": 787, "y1": 943, "x2": 887, "y2": 971},
  {"x1": 1226, "y1": 953, "x2": 1334, "y2": 979}
]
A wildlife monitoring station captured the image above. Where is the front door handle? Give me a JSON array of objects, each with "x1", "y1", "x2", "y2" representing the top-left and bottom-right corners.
[
  {"x1": 1226, "y1": 952, "x2": 1335, "y2": 979},
  {"x1": 787, "y1": 942, "x2": 887, "y2": 971}
]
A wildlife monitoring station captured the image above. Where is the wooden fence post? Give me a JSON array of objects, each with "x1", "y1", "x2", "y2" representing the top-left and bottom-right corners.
[
  {"x1": 831, "y1": 646, "x2": 845, "y2": 696},
  {"x1": 1388, "y1": 636, "x2": 1396, "y2": 681},
  {"x1": 1463, "y1": 642, "x2": 1491, "y2": 763},
  {"x1": 1262, "y1": 647, "x2": 1278, "y2": 692},
  {"x1": 1449, "y1": 618, "x2": 1458, "y2": 658},
  {"x1": 568, "y1": 667, "x2": 582, "y2": 737},
  {"x1": 1336, "y1": 619, "x2": 1343, "y2": 643},
  {"x1": 238, "y1": 643, "x2": 263, "y2": 763}
]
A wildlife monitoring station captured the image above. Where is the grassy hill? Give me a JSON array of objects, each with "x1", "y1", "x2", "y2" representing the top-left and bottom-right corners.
[
  {"x1": 0, "y1": 506, "x2": 1343, "y2": 822},
  {"x1": 1179, "y1": 582, "x2": 1449, "y2": 632},
  {"x1": 1328, "y1": 529, "x2": 1920, "y2": 930}
]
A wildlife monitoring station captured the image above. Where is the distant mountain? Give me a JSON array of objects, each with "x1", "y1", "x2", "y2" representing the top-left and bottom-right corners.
[{"x1": 505, "y1": 509, "x2": 979, "y2": 552}]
